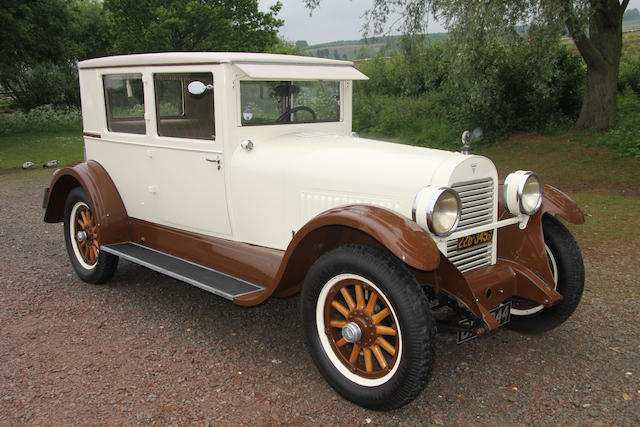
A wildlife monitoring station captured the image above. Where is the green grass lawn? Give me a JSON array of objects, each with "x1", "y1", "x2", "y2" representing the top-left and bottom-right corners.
[{"x1": 0, "y1": 131, "x2": 83, "y2": 172}]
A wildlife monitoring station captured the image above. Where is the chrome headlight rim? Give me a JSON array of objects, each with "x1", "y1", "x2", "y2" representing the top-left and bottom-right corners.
[
  {"x1": 517, "y1": 171, "x2": 543, "y2": 215},
  {"x1": 426, "y1": 187, "x2": 462, "y2": 237},
  {"x1": 503, "y1": 170, "x2": 544, "y2": 216}
]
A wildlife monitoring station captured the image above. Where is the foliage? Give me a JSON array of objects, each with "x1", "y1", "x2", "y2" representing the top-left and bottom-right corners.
[
  {"x1": 0, "y1": 104, "x2": 81, "y2": 136},
  {"x1": 618, "y1": 48, "x2": 640, "y2": 94},
  {"x1": 0, "y1": 0, "x2": 70, "y2": 80},
  {"x1": 353, "y1": 93, "x2": 466, "y2": 150},
  {"x1": 355, "y1": 40, "x2": 584, "y2": 135},
  {"x1": 355, "y1": 38, "x2": 449, "y2": 97},
  {"x1": 623, "y1": 8, "x2": 640, "y2": 20},
  {"x1": 448, "y1": 42, "x2": 584, "y2": 132},
  {"x1": 267, "y1": 38, "x2": 305, "y2": 55},
  {"x1": 104, "y1": 0, "x2": 283, "y2": 53},
  {"x1": 583, "y1": 88, "x2": 640, "y2": 157},
  {"x1": 1, "y1": 0, "x2": 284, "y2": 111},
  {"x1": 4, "y1": 63, "x2": 80, "y2": 112},
  {"x1": 307, "y1": 0, "x2": 629, "y2": 130}
]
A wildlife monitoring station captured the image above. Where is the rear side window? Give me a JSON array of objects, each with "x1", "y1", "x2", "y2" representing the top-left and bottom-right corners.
[
  {"x1": 154, "y1": 72, "x2": 215, "y2": 140},
  {"x1": 103, "y1": 74, "x2": 146, "y2": 134}
]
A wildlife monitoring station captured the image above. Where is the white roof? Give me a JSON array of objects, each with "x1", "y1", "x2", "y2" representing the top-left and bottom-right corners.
[{"x1": 78, "y1": 52, "x2": 356, "y2": 69}]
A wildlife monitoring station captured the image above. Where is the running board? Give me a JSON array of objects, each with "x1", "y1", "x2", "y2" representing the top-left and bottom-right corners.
[{"x1": 101, "y1": 242, "x2": 265, "y2": 300}]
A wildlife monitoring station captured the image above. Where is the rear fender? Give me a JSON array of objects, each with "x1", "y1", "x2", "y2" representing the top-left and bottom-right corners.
[{"x1": 43, "y1": 161, "x2": 129, "y2": 245}]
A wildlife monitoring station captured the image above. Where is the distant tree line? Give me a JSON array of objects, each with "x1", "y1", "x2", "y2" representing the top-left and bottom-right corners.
[
  {"x1": 624, "y1": 8, "x2": 640, "y2": 20},
  {"x1": 0, "y1": 0, "x2": 284, "y2": 111}
]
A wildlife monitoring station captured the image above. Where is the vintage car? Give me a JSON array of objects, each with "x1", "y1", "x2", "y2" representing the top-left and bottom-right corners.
[{"x1": 43, "y1": 52, "x2": 584, "y2": 410}]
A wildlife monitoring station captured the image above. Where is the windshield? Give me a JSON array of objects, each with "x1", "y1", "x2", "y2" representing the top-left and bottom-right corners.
[{"x1": 240, "y1": 80, "x2": 340, "y2": 126}]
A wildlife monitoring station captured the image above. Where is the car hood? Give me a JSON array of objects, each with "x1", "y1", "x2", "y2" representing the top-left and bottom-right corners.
[{"x1": 229, "y1": 131, "x2": 498, "y2": 247}]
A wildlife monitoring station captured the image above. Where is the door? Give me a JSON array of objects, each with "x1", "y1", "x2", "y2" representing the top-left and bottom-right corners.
[{"x1": 150, "y1": 71, "x2": 232, "y2": 236}]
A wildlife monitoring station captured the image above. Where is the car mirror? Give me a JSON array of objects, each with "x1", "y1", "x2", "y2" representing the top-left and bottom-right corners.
[{"x1": 187, "y1": 81, "x2": 213, "y2": 96}]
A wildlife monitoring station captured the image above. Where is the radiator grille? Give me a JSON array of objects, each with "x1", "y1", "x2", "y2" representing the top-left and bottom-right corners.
[
  {"x1": 446, "y1": 178, "x2": 495, "y2": 273},
  {"x1": 452, "y1": 178, "x2": 494, "y2": 231}
]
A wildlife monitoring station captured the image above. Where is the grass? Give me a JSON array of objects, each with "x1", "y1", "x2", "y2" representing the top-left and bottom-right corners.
[
  {"x1": 0, "y1": 131, "x2": 83, "y2": 172},
  {"x1": 477, "y1": 131, "x2": 640, "y2": 251},
  {"x1": 478, "y1": 133, "x2": 640, "y2": 193}
]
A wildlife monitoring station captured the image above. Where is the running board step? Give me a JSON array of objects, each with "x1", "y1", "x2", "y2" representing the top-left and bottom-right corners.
[{"x1": 101, "y1": 242, "x2": 265, "y2": 300}]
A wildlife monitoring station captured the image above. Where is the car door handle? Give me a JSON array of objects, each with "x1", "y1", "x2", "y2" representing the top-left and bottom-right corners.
[{"x1": 205, "y1": 156, "x2": 221, "y2": 170}]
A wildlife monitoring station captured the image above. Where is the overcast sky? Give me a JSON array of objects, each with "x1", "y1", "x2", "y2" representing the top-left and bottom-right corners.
[{"x1": 260, "y1": 0, "x2": 640, "y2": 46}]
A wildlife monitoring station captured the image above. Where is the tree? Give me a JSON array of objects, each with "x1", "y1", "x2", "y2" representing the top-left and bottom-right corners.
[
  {"x1": 104, "y1": 0, "x2": 283, "y2": 53},
  {"x1": 623, "y1": 8, "x2": 639, "y2": 20},
  {"x1": 306, "y1": 0, "x2": 629, "y2": 130},
  {"x1": 0, "y1": 0, "x2": 73, "y2": 109}
]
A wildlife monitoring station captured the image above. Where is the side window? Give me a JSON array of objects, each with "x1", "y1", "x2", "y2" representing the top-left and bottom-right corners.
[
  {"x1": 103, "y1": 74, "x2": 146, "y2": 134},
  {"x1": 154, "y1": 72, "x2": 215, "y2": 140}
]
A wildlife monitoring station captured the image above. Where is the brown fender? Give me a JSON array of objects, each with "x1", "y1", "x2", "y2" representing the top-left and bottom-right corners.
[
  {"x1": 541, "y1": 184, "x2": 584, "y2": 224},
  {"x1": 234, "y1": 205, "x2": 441, "y2": 305},
  {"x1": 43, "y1": 161, "x2": 129, "y2": 245}
]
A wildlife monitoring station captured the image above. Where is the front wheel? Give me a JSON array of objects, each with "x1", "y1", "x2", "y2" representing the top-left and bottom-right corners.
[
  {"x1": 301, "y1": 245, "x2": 436, "y2": 410},
  {"x1": 63, "y1": 187, "x2": 118, "y2": 284},
  {"x1": 508, "y1": 214, "x2": 585, "y2": 333}
]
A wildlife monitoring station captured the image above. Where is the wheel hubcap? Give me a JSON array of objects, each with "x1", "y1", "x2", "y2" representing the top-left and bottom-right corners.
[
  {"x1": 341, "y1": 322, "x2": 362, "y2": 343},
  {"x1": 76, "y1": 231, "x2": 87, "y2": 243}
]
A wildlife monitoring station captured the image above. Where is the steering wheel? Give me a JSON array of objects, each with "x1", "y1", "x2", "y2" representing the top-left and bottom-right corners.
[{"x1": 277, "y1": 106, "x2": 317, "y2": 123}]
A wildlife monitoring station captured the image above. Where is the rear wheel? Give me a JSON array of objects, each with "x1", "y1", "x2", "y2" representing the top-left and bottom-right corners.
[
  {"x1": 508, "y1": 214, "x2": 584, "y2": 333},
  {"x1": 63, "y1": 187, "x2": 118, "y2": 284},
  {"x1": 301, "y1": 245, "x2": 435, "y2": 410}
]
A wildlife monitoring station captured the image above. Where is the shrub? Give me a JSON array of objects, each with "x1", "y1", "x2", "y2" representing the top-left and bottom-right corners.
[
  {"x1": 618, "y1": 50, "x2": 640, "y2": 94},
  {"x1": 353, "y1": 93, "x2": 469, "y2": 150},
  {"x1": 585, "y1": 88, "x2": 640, "y2": 157},
  {"x1": 2, "y1": 62, "x2": 80, "y2": 112},
  {"x1": 444, "y1": 43, "x2": 584, "y2": 133},
  {"x1": 0, "y1": 104, "x2": 81, "y2": 136},
  {"x1": 354, "y1": 41, "x2": 585, "y2": 136}
]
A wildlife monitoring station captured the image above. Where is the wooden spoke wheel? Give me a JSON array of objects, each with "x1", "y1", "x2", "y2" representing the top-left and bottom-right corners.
[
  {"x1": 63, "y1": 187, "x2": 118, "y2": 284},
  {"x1": 323, "y1": 275, "x2": 400, "y2": 381},
  {"x1": 71, "y1": 202, "x2": 100, "y2": 268},
  {"x1": 302, "y1": 245, "x2": 436, "y2": 410}
]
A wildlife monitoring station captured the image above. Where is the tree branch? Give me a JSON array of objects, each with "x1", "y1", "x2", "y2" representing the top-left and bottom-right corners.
[
  {"x1": 621, "y1": 0, "x2": 630, "y2": 13},
  {"x1": 562, "y1": 1, "x2": 605, "y2": 69}
]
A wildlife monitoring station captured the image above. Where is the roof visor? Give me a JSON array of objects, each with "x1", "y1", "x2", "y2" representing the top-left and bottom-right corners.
[{"x1": 234, "y1": 63, "x2": 369, "y2": 81}]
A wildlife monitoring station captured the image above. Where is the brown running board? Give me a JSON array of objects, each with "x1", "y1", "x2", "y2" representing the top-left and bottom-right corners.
[{"x1": 102, "y1": 242, "x2": 265, "y2": 300}]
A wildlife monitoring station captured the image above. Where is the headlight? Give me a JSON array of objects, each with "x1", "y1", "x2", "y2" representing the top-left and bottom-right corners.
[
  {"x1": 413, "y1": 187, "x2": 461, "y2": 236},
  {"x1": 502, "y1": 171, "x2": 543, "y2": 216}
]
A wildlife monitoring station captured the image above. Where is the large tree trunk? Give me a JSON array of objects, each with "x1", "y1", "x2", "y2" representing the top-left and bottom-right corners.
[
  {"x1": 567, "y1": 0, "x2": 626, "y2": 130},
  {"x1": 576, "y1": 54, "x2": 619, "y2": 129}
]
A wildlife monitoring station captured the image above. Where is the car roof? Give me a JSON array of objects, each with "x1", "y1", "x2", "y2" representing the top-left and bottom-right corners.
[{"x1": 78, "y1": 52, "x2": 354, "y2": 69}]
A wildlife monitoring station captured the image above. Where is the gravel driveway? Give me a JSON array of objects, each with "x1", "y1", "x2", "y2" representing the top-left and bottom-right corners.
[{"x1": 1, "y1": 171, "x2": 638, "y2": 425}]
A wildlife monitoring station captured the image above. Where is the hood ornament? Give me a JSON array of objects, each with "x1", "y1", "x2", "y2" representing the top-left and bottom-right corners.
[{"x1": 461, "y1": 131, "x2": 472, "y2": 155}]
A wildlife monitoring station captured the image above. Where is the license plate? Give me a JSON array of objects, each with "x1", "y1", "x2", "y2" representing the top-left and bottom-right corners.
[
  {"x1": 457, "y1": 301, "x2": 512, "y2": 344},
  {"x1": 457, "y1": 230, "x2": 494, "y2": 250}
]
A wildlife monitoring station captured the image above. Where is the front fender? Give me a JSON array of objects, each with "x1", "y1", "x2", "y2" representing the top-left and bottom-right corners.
[
  {"x1": 541, "y1": 184, "x2": 584, "y2": 224},
  {"x1": 235, "y1": 205, "x2": 441, "y2": 306},
  {"x1": 290, "y1": 205, "x2": 440, "y2": 271},
  {"x1": 43, "y1": 161, "x2": 129, "y2": 245}
]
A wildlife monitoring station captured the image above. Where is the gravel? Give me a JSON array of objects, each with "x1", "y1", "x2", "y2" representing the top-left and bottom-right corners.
[{"x1": 1, "y1": 171, "x2": 638, "y2": 425}]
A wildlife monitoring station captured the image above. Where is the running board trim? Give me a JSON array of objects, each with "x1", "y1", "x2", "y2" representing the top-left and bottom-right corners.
[{"x1": 101, "y1": 242, "x2": 265, "y2": 300}]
